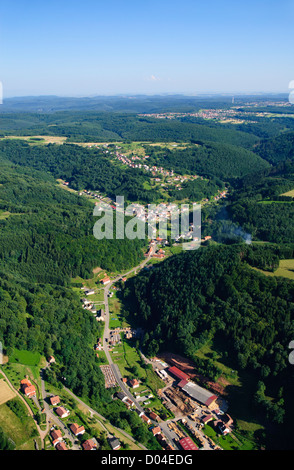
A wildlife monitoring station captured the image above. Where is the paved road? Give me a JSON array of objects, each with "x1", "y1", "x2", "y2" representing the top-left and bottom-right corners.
[
  {"x1": 100, "y1": 249, "x2": 180, "y2": 447},
  {"x1": 64, "y1": 386, "x2": 147, "y2": 450}
]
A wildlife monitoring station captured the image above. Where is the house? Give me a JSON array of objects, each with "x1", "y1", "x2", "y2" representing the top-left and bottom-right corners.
[
  {"x1": 50, "y1": 395, "x2": 60, "y2": 406},
  {"x1": 125, "y1": 398, "x2": 135, "y2": 408},
  {"x1": 50, "y1": 429, "x2": 63, "y2": 446},
  {"x1": 218, "y1": 422, "x2": 231, "y2": 435},
  {"x1": 108, "y1": 437, "x2": 121, "y2": 450},
  {"x1": 70, "y1": 423, "x2": 85, "y2": 436},
  {"x1": 149, "y1": 412, "x2": 160, "y2": 422},
  {"x1": 85, "y1": 288, "x2": 95, "y2": 296},
  {"x1": 201, "y1": 414, "x2": 214, "y2": 424},
  {"x1": 82, "y1": 438, "x2": 98, "y2": 450},
  {"x1": 101, "y1": 277, "x2": 110, "y2": 285},
  {"x1": 151, "y1": 426, "x2": 161, "y2": 436},
  {"x1": 156, "y1": 434, "x2": 167, "y2": 446},
  {"x1": 56, "y1": 441, "x2": 67, "y2": 450},
  {"x1": 129, "y1": 379, "x2": 139, "y2": 389},
  {"x1": 21, "y1": 379, "x2": 36, "y2": 398},
  {"x1": 141, "y1": 414, "x2": 151, "y2": 424},
  {"x1": 48, "y1": 356, "x2": 55, "y2": 364},
  {"x1": 55, "y1": 407, "x2": 70, "y2": 419},
  {"x1": 116, "y1": 391, "x2": 128, "y2": 401}
]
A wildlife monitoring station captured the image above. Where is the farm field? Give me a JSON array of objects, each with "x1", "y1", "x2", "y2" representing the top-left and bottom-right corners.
[
  {"x1": 0, "y1": 379, "x2": 16, "y2": 405},
  {"x1": 0, "y1": 135, "x2": 67, "y2": 144}
]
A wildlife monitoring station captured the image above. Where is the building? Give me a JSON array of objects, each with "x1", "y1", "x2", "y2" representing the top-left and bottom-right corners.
[
  {"x1": 201, "y1": 414, "x2": 214, "y2": 424},
  {"x1": 48, "y1": 356, "x2": 55, "y2": 364},
  {"x1": 50, "y1": 429, "x2": 63, "y2": 446},
  {"x1": 116, "y1": 391, "x2": 128, "y2": 401},
  {"x1": 129, "y1": 379, "x2": 139, "y2": 388},
  {"x1": 55, "y1": 407, "x2": 70, "y2": 419},
  {"x1": 56, "y1": 441, "x2": 67, "y2": 450},
  {"x1": 141, "y1": 414, "x2": 151, "y2": 424},
  {"x1": 50, "y1": 395, "x2": 60, "y2": 406},
  {"x1": 218, "y1": 422, "x2": 231, "y2": 435},
  {"x1": 101, "y1": 277, "x2": 110, "y2": 285},
  {"x1": 168, "y1": 366, "x2": 190, "y2": 381},
  {"x1": 149, "y1": 411, "x2": 160, "y2": 422},
  {"x1": 151, "y1": 426, "x2": 161, "y2": 436},
  {"x1": 108, "y1": 437, "x2": 121, "y2": 450},
  {"x1": 84, "y1": 288, "x2": 95, "y2": 296},
  {"x1": 179, "y1": 381, "x2": 218, "y2": 409},
  {"x1": 20, "y1": 379, "x2": 36, "y2": 398},
  {"x1": 82, "y1": 438, "x2": 98, "y2": 450},
  {"x1": 179, "y1": 437, "x2": 198, "y2": 451},
  {"x1": 70, "y1": 423, "x2": 85, "y2": 436}
]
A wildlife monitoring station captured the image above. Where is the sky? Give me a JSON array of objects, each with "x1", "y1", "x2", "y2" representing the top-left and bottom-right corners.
[{"x1": 1, "y1": 0, "x2": 294, "y2": 97}]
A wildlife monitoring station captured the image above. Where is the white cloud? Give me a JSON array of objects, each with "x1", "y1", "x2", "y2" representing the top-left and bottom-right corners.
[{"x1": 147, "y1": 74, "x2": 161, "y2": 81}]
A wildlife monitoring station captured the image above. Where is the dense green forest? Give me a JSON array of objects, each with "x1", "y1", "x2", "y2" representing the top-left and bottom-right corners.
[
  {"x1": 254, "y1": 131, "x2": 294, "y2": 164},
  {"x1": 0, "y1": 140, "x2": 162, "y2": 203},
  {"x1": 225, "y1": 160, "x2": 294, "y2": 244},
  {"x1": 0, "y1": 110, "x2": 261, "y2": 147},
  {"x1": 142, "y1": 142, "x2": 270, "y2": 180},
  {"x1": 126, "y1": 244, "x2": 294, "y2": 448}
]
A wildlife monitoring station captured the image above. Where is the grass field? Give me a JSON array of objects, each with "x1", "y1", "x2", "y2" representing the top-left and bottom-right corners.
[
  {"x1": 281, "y1": 189, "x2": 294, "y2": 198},
  {"x1": 0, "y1": 379, "x2": 16, "y2": 405},
  {"x1": 0, "y1": 135, "x2": 67, "y2": 145},
  {"x1": 203, "y1": 421, "x2": 257, "y2": 450},
  {"x1": 0, "y1": 400, "x2": 38, "y2": 450},
  {"x1": 9, "y1": 349, "x2": 41, "y2": 367},
  {"x1": 251, "y1": 259, "x2": 294, "y2": 281}
]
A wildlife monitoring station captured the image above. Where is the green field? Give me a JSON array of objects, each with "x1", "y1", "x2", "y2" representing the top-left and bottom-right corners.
[
  {"x1": 0, "y1": 400, "x2": 39, "y2": 450},
  {"x1": 9, "y1": 349, "x2": 41, "y2": 367},
  {"x1": 251, "y1": 259, "x2": 294, "y2": 280}
]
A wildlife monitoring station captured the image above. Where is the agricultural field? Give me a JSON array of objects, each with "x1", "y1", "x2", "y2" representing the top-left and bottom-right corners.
[
  {"x1": 251, "y1": 259, "x2": 294, "y2": 281},
  {"x1": 0, "y1": 135, "x2": 67, "y2": 145},
  {"x1": 0, "y1": 379, "x2": 16, "y2": 405},
  {"x1": 281, "y1": 189, "x2": 294, "y2": 198}
]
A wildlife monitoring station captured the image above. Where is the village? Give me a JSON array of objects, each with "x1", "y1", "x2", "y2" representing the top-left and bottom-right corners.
[{"x1": 74, "y1": 273, "x2": 240, "y2": 452}]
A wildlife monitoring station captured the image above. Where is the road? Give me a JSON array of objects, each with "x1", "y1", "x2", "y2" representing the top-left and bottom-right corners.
[
  {"x1": 40, "y1": 364, "x2": 81, "y2": 450},
  {"x1": 102, "y1": 253, "x2": 154, "y2": 414}
]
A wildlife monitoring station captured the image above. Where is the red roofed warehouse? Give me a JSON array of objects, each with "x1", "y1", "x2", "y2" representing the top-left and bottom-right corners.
[
  {"x1": 168, "y1": 366, "x2": 190, "y2": 381},
  {"x1": 179, "y1": 437, "x2": 198, "y2": 451}
]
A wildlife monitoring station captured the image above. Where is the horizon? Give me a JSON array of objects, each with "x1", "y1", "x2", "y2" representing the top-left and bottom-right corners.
[{"x1": 2, "y1": 91, "x2": 291, "y2": 100}]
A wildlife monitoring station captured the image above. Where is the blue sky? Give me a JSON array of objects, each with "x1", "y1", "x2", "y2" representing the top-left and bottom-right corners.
[{"x1": 1, "y1": 0, "x2": 294, "y2": 97}]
